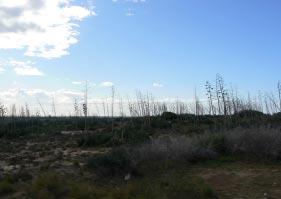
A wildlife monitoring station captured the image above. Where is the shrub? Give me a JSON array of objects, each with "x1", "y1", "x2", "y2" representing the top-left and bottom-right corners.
[
  {"x1": 131, "y1": 135, "x2": 218, "y2": 164},
  {"x1": 69, "y1": 183, "x2": 101, "y2": 199},
  {"x1": 110, "y1": 175, "x2": 216, "y2": 199},
  {"x1": 78, "y1": 133, "x2": 112, "y2": 147},
  {"x1": 29, "y1": 172, "x2": 68, "y2": 199},
  {"x1": 0, "y1": 178, "x2": 14, "y2": 196},
  {"x1": 226, "y1": 127, "x2": 281, "y2": 160},
  {"x1": 10, "y1": 170, "x2": 33, "y2": 182},
  {"x1": 161, "y1": 112, "x2": 178, "y2": 120},
  {"x1": 132, "y1": 127, "x2": 281, "y2": 164},
  {"x1": 28, "y1": 172, "x2": 107, "y2": 199},
  {"x1": 273, "y1": 112, "x2": 281, "y2": 118},
  {"x1": 150, "y1": 119, "x2": 172, "y2": 129},
  {"x1": 87, "y1": 147, "x2": 132, "y2": 177},
  {"x1": 87, "y1": 127, "x2": 281, "y2": 181},
  {"x1": 236, "y1": 110, "x2": 264, "y2": 118},
  {"x1": 78, "y1": 128, "x2": 152, "y2": 147},
  {"x1": 198, "y1": 133, "x2": 229, "y2": 155},
  {"x1": 121, "y1": 128, "x2": 150, "y2": 144}
]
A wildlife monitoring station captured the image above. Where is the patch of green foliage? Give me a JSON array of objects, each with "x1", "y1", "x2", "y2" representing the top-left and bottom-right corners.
[
  {"x1": 28, "y1": 172, "x2": 108, "y2": 199},
  {"x1": 235, "y1": 110, "x2": 264, "y2": 118},
  {"x1": 0, "y1": 110, "x2": 280, "y2": 140},
  {"x1": 108, "y1": 176, "x2": 216, "y2": 199},
  {"x1": 78, "y1": 128, "x2": 151, "y2": 147},
  {"x1": 78, "y1": 133, "x2": 112, "y2": 147},
  {"x1": 87, "y1": 147, "x2": 132, "y2": 177},
  {"x1": 26, "y1": 169, "x2": 215, "y2": 199},
  {"x1": 161, "y1": 111, "x2": 178, "y2": 120},
  {"x1": 0, "y1": 177, "x2": 15, "y2": 196},
  {"x1": 28, "y1": 172, "x2": 68, "y2": 199}
]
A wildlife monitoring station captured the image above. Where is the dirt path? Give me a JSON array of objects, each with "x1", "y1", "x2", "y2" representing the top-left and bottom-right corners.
[{"x1": 190, "y1": 162, "x2": 281, "y2": 199}]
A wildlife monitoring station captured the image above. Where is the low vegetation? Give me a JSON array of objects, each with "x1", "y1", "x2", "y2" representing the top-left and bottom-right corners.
[
  {"x1": 25, "y1": 170, "x2": 215, "y2": 199},
  {"x1": 87, "y1": 127, "x2": 281, "y2": 179},
  {"x1": 0, "y1": 178, "x2": 15, "y2": 196},
  {"x1": 1, "y1": 76, "x2": 281, "y2": 198}
]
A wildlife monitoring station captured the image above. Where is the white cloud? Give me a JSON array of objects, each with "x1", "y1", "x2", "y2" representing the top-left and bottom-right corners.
[
  {"x1": 14, "y1": 65, "x2": 44, "y2": 76},
  {"x1": 0, "y1": 61, "x2": 6, "y2": 74},
  {"x1": 0, "y1": 0, "x2": 94, "y2": 59},
  {"x1": 24, "y1": 89, "x2": 51, "y2": 96},
  {"x1": 8, "y1": 60, "x2": 44, "y2": 76},
  {"x1": 0, "y1": 87, "x2": 202, "y2": 116},
  {"x1": 0, "y1": 88, "x2": 84, "y2": 104},
  {"x1": 153, "y1": 82, "x2": 163, "y2": 88},
  {"x1": 58, "y1": 89, "x2": 84, "y2": 97},
  {"x1": 100, "y1": 81, "x2": 114, "y2": 87},
  {"x1": 72, "y1": 81, "x2": 83, "y2": 85},
  {"x1": 0, "y1": 67, "x2": 5, "y2": 74}
]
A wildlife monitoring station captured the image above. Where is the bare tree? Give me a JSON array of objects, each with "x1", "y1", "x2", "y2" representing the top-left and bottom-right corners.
[
  {"x1": 0, "y1": 102, "x2": 7, "y2": 117},
  {"x1": 205, "y1": 81, "x2": 215, "y2": 115},
  {"x1": 11, "y1": 104, "x2": 17, "y2": 117},
  {"x1": 20, "y1": 106, "x2": 25, "y2": 117},
  {"x1": 37, "y1": 98, "x2": 46, "y2": 117},
  {"x1": 74, "y1": 98, "x2": 79, "y2": 117},
  {"x1": 52, "y1": 96, "x2": 57, "y2": 117},
  {"x1": 119, "y1": 97, "x2": 124, "y2": 117},
  {"x1": 102, "y1": 100, "x2": 106, "y2": 117},
  {"x1": 216, "y1": 74, "x2": 228, "y2": 115},
  {"x1": 278, "y1": 81, "x2": 281, "y2": 111},
  {"x1": 83, "y1": 81, "x2": 88, "y2": 131},
  {"x1": 111, "y1": 85, "x2": 115, "y2": 134},
  {"x1": 25, "y1": 103, "x2": 30, "y2": 117}
]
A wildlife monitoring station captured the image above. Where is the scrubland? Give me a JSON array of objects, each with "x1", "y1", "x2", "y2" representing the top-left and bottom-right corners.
[
  {"x1": 1, "y1": 76, "x2": 281, "y2": 198},
  {"x1": 0, "y1": 112, "x2": 281, "y2": 198}
]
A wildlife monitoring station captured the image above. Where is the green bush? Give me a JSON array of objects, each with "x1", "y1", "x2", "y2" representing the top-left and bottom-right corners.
[
  {"x1": 122, "y1": 128, "x2": 150, "y2": 144},
  {"x1": 226, "y1": 127, "x2": 281, "y2": 160},
  {"x1": 236, "y1": 110, "x2": 264, "y2": 118},
  {"x1": 87, "y1": 147, "x2": 132, "y2": 177},
  {"x1": 150, "y1": 119, "x2": 172, "y2": 129},
  {"x1": 0, "y1": 178, "x2": 14, "y2": 196},
  {"x1": 28, "y1": 172, "x2": 108, "y2": 199},
  {"x1": 209, "y1": 134, "x2": 229, "y2": 155},
  {"x1": 161, "y1": 112, "x2": 178, "y2": 120},
  {"x1": 78, "y1": 133, "x2": 112, "y2": 147},
  {"x1": 109, "y1": 175, "x2": 216, "y2": 199},
  {"x1": 29, "y1": 172, "x2": 68, "y2": 199}
]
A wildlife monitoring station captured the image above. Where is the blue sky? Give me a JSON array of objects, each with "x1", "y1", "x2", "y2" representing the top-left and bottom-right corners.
[{"x1": 0, "y1": 0, "x2": 281, "y2": 114}]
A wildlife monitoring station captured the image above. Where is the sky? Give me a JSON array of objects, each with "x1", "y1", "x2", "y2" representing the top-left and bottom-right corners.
[{"x1": 0, "y1": 0, "x2": 281, "y2": 115}]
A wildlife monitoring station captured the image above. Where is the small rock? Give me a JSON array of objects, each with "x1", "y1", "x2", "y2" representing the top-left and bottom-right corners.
[
  {"x1": 3, "y1": 165, "x2": 20, "y2": 173},
  {"x1": 124, "y1": 173, "x2": 131, "y2": 181}
]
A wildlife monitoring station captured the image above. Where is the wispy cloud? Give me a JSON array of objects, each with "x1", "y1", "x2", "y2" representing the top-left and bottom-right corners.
[
  {"x1": 100, "y1": 81, "x2": 114, "y2": 87},
  {"x1": 0, "y1": 88, "x2": 81, "y2": 115},
  {"x1": 153, "y1": 82, "x2": 164, "y2": 88},
  {"x1": 0, "y1": 0, "x2": 94, "y2": 59},
  {"x1": 72, "y1": 81, "x2": 83, "y2": 85},
  {"x1": 0, "y1": 61, "x2": 6, "y2": 74},
  {"x1": 0, "y1": 67, "x2": 5, "y2": 74},
  {"x1": 9, "y1": 60, "x2": 44, "y2": 76}
]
